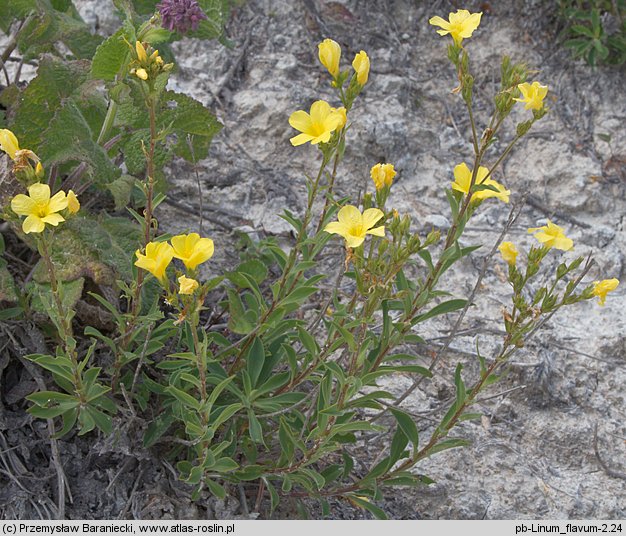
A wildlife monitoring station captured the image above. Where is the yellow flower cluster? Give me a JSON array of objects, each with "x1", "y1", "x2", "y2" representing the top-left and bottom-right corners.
[
  {"x1": 129, "y1": 41, "x2": 173, "y2": 82},
  {"x1": 4, "y1": 131, "x2": 80, "y2": 234},
  {"x1": 135, "y1": 233, "x2": 214, "y2": 293},
  {"x1": 289, "y1": 39, "x2": 370, "y2": 147},
  {"x1": 429, "y1": 10, "x2": 549, "y2": 112}
]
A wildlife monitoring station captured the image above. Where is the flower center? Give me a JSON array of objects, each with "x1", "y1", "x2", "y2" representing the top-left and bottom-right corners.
[{"x1": 35, "y1": 202, "x2": 50, "y2": 218}]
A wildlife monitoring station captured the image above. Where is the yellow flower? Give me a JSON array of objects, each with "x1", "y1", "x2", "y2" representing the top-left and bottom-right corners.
[
  {"x1": 324, "y1": 205, "x2": 385, "y2": 248},
  {"x1": 171, "y1": 233, "x2": 215, "y2": 270},
  {"x1": 178, "y1": 275, "x2": 199, "y2": 295},
  {"x1": 134, "y1": 68, "x2": 148, "y2": 81},
  {"x1": 527, "y1": 220, "x2": 573, "y2": 251},
  {"x1": 289, "y1": 100, "x2": 345, "y2": 146},
  {"x1": 135, "y1": 241, "x2": 174, "y2": 284},
  {"x1": 0, "y1": 129, "x2": 20, "y2": 160},
  {"x1": 429, "y1": 9, "x2": 482, "y2": 46},
  {"x1": 135, "y1": 41, "x2": 148, "y2": 63},
  {"x1": 330, "y1": 106, "x2": 347, "y2": 129},
  {"x1": 352, "y1": 51, "x2": 370, "y2": 86},
  {"x1": 514, "y1": 82, "x2": 548, "y2": 111},
  {"x1": 592, "y1": 278, "x2": 619, "y2": 306},
  {"x1": 67, "y1": 190, "x2": 80, "y2": 214},
  {"x1": 451, "y1": 162, "x2": 510, "y2": 203},
  {"x1": 370, "y1": 163, "x2": 396, "y2": 190},
  {"x1": 11, "y1": 183, "x2": 68, "y2": 234},
  {"x1": 318, "y1": 38, "x2": 341, "y2": 78},
  {"x1": 498, "y1": 241, "x2": 518, "y2": 265}
]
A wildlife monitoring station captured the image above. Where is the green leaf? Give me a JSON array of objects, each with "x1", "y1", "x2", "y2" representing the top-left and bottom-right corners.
[
  {"x1": 188, "y1": 0, "x2": 230, "y2": 41},
  {"x1": 166, "y1": 385, "x2": 201, "y2": 411},
  {"x1": 390, "y1": 409, "x2": 419, "y2": 449},
  {"x1": 428, "y1": 438, "x2": 470, "y2": 455},
  {"x1": 91, "y1": 28, "x2": 131, "y2": 81},
  {"x1": 31, "y1": 215, "x2": 141, "y2": 286},
  {"x1": 205, "y1": 479, "x2": 227, "y2": 499},
  {"x1": 226, "y1": 289, "x2": 254, "y2": 334},
  {"x1": 39, "y1": 100, "x2": 120, "y2": 187},
  {"x1": 143, "y1": 413, "x2": 176, "y2": 448},
  {"x1": 13, "y1": 57, "x2": 89, "y2": 150},
  {"x1": 248, "y1": 410, "x2": 264, "y2": 444},
  {"x1": 245, "y1": 337, "x2": 265, "y2": 387},
  {"x1": 159, "y1": 91, "x2": 223, "y2": 162},
  {"x1": 454, "y1": 363, "x2": 466, "y2": 409},
  {"x1": 348, "y1": 496, "x2": 388, "y2": 520},
  {"x1": 29, "y1": 278, "x2": 84, "y2": 317},
  {"x1": 0, "y1": 259, "x2": 18, "y2": 302},
  {"x1": 0, "y1": 0, "x2": 36, "y2": 33},
  {"x1": 412, "y1": 299, "x2": 467, "y2": 325},
  {"x1": 282, "y1": 286, "x2": 318, "y2": 305},
  {"x1": 107, "y1": 175, "x2": 136, "y2": 211}
]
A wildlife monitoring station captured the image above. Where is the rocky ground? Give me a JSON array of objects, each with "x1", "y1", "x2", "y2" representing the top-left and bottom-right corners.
[{"x1": 1, "y1": 0, "x2": 625, "y2": 520}]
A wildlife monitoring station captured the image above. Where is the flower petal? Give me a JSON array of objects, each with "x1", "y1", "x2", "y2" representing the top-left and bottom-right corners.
[
  {"x1": 28, "y1": 183, "x2": 51, "y2": 204},
  {"x1": 48, "y1": 190, "x2": 68, "y2": 213},
  {"x1": 40, "y1": 213, "x2": 65, "y2": 226},
  {"x1": 324, "y1": 221, "x2": 347, "y2": 236},
  {"x1": 366, "y1": 225, "x2": 385, "y2": 238},
  {"x1": 290, "y1": 133, "x2": 314, "y2": 146},
  {"x1": 361, "y1": 208, "x2": 384, "y2": 230},
  {"x1": 428, "y1": 16, "x2": 450, "y2": 30},
  {"x1": 336, "y1": 205, "x2": 362, "y2": 227},
  {"x1": 344, "y1": 234, "x2": 365, "y2": 248},
  {"x1": 22, "y1": 215, "x2": 45, "y2": 234},
  {"x1": 10, "y1": 194, "x2": 36, "y2": 216},
  {"x1": 310, "y1": 100, "x2": 331, "y2": 125},
  {"x1": 288, "y1": 110, "x2": 312, "y2": 133}
]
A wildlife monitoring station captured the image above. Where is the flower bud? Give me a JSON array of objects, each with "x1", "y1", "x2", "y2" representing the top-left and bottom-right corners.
[
  {"x1": 318, "y1": 39, "x2": 341, "y2": 78},
  {"x1": 352, "y1": 50, "x2": 370, "y2": 86}
]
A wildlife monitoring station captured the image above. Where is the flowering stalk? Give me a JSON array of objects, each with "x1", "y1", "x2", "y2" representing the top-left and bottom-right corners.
[{"x1": 36, "y1": 235, "x2": 86, "y2": 403}]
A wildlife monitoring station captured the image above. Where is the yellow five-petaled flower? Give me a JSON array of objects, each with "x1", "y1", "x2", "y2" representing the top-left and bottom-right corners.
[
  {"x1": 324, "y1": 205, "x2": 385, "y2": 248},
  {"x1": 135, "y1": 241, "x2": 174, "y2": 285},
  {"x1": 528, "y1": 220, "x2": 573, "y2": 251},
  {"x1": 370, "y1": 163, "x2": 396, "y2": 190},
  {"x1": 592, "y1": 278, "x2": 619, "y2": 306},
  {"x1": 289, "y1": 100, "x2": 346, "y2": 146},
  {"x1": 11, "y1": 183, "x2": 69, "y2": 234},
  {"x1": 178, "y1": 275, "x2": 200, "y2": 295},
  {"x1": 498, "y1": 241, "x2": 518, "y2": 266},
  {"x1": 171, "y1": 233, "x2": 215, "y2": 271},
  {"x1": 514, "y1": 82, "x2": 548, "y2": 111},
  {"x1": 451, "y1": 163, "x2": 510, "y2": 203},
  {"x1": 429, "y1": 9, "x2": 482, "y2": 46}
]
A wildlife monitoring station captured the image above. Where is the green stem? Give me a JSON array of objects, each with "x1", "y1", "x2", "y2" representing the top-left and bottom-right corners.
[
  {"x1": 38, "y1": 236, "x2": 85, "y2": 399},
  {"x1": 97, "y1": 100, "x2": 118, "y2": 146}
]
